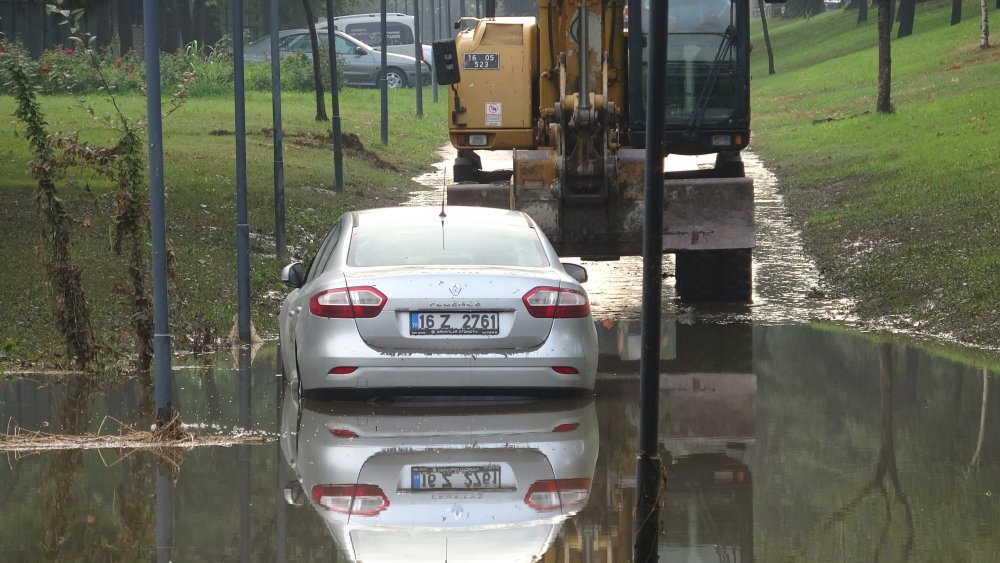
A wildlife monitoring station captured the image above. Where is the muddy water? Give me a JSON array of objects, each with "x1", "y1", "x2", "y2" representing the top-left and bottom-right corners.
[
  {"x1": 408, "y1": 147, "x2": 854, "y2": 325},
  {"x1": 2, "y1": 332, "x2": 998, "y2": 561},
  {"x1": 1, "y1": 152, "x2": 999, "y2": 561}
]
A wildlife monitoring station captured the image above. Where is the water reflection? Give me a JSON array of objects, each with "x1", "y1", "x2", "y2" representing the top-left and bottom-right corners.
[
  {"x1": 279, "y1": 392, "x2": 599, "y2": 562},
  {"x1": 1, "y1": 327, "x2": 999, "y2": 561}
]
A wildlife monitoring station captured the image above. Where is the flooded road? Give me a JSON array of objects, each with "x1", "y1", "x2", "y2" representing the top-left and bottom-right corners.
[
  {"x1": 409, "y1": 147, "x2": 854, "y2": 324},
  {"x1": 2, "y1": 151, "x2": 999, "y2": 561},
  {"x1": 2, "y1": 331, "x2": 999, "y2": 561}
]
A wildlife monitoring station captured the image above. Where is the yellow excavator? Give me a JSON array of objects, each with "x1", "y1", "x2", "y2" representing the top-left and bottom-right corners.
[{"x1": 433, "y1": 0, "x2": 783, "y2": 301}]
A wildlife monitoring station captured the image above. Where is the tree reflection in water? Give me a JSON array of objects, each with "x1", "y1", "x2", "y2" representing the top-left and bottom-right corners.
[{"x1": 792, "y1": 343, "x2": 916, "y2": 562}]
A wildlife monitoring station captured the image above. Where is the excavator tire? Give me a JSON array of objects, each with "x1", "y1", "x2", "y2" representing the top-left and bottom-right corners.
[
  {"x1": 674, "y1": 248, "x2": 752, "y2": 302},
  {"x1": 453, "y1": 149, "x2": 483, "y2": 183}
]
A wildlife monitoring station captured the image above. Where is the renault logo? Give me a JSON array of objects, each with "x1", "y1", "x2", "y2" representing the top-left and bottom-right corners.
[{"x1": 449, "y1": 282, "x2": 462, "y2": 296}]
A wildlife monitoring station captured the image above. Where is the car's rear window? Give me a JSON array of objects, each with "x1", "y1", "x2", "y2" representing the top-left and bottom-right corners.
[{"x1": 350, "y1": 221, "x2": 550, "y2": 268}]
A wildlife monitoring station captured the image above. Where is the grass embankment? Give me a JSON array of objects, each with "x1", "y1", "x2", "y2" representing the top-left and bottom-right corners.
[
  {"x1": 0, "y1": 89, "x2": 448, "y2": 366},
  {"x1": 749, "y1": 0, "x2": 999, "y2": 347}
]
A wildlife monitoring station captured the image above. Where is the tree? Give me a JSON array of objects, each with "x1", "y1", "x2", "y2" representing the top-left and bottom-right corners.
[
  {"x1": 897, "y1": 0, "x2": 915, "y2": 37},
  {"x1": 301, "y1": 0, "x2": 329, "y2": 121},
  {"x1": 876, "y1": 0, "x2": 893, "y2": 113},
  {"x1": 757, "y1": 0, "x2": 777, "y2": 74},
  {"x1": 982, "y1": 0, "x2": 991, "y2": 48},
  {"x1": 854, "y1": 0, "x2": 869, "y2": 25}
]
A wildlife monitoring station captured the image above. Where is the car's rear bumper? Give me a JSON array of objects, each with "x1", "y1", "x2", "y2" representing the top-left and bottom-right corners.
[{"x1": 291, "y1": 321, "x2": 597, "y2": 395}]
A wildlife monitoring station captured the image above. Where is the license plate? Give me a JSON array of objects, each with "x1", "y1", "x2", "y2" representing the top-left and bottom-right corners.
[
  {"x1": 463, "y1": 52, "x2": 500, "y2": 70},
  {"x1": 411, "y1": 465, "x2": 502, "y2": 490},
  {"x1": 409, "y1": 311, "x2": 500, "y2": 336}
]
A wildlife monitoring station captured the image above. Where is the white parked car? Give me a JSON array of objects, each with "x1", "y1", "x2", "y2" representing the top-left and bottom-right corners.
[
  {"x1": 318, "y1": 12, "x2": 433, "y2": 65},
  {"x1": 278, "y1": 206, "x2": 598, "y2": 398}
]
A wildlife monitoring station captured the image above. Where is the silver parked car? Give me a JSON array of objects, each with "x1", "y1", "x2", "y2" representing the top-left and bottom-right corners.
[
  {"x1": 279, "y1": 206, "x2": 598, "y2": 397},
  {"x1": 242, "y1": 29, "x2": 430, "y2": 88}
]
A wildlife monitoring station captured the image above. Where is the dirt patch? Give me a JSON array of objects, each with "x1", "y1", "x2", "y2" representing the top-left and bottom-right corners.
[{"x1": 259, "y1": 128, "x2": 399, "y2": 172}]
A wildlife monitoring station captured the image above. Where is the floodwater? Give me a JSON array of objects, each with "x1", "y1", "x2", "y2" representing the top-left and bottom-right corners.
[{"x1": 1, "y1": 151, "x2": 999, "y2": 562}]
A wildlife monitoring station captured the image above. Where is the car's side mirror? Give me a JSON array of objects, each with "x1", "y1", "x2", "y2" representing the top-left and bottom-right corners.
[
  {"x1": 281, "y1": 262, "x2": 305, "y2": 288},
  {"x1": 562, "y1": 263, "x2": 588, "y2": 284},
  {"x1": 432, "y1": 39, "x2": 461, "y2": 85},
  {"x1": 355, "y1": 46, "x2": 366, "y2": 55},
  {"x1": 283, "y1": 481, "x2": 305, "y2": 506}
]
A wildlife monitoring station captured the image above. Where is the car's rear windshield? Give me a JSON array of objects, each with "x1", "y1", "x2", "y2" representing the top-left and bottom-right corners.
[{"x1": 350, "y1": 221, "x2": 550, "y2": 268}]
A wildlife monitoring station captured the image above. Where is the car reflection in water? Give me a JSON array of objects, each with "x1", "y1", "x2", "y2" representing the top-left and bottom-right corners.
[{"x1": 279, "y1": 388, "x2": 599, "y2": 562}]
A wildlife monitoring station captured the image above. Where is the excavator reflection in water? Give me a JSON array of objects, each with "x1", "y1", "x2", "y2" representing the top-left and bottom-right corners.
[{"x1": 541, "y1": 320, "x2": 756, "y2": 561}]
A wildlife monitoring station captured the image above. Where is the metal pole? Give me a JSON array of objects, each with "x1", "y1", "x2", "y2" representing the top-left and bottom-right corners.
[
  {"x1": 327, "y1": 0, "x2": 345, "y2": 193},
  {"x1": 144, "y1": 0, "x2": 174, "y2": 425},
  {"x1": 269, "y1": 0, "x2": 287, "y2": 260},
  {"x1": 430, "y1": 0, "x2": 439, "y2": 102},
  {"x1": 380, "y1": 1, "x2": 389, "y2": 145},
  {"x1": 445, "y1": 0, "x2": 452, "y2": 33},
  {"x1": 578, "y1": 7, "x2": 588, "y2": 111},
  {"x1": 634, "y1": 0, "x2": 668, "y2": 559},
  {"x1": 414, "y1": 0, "x2": 424, "y2": 117},
  {"x1": 233, "y1": 0, "x2": 252, "y2": 344}
]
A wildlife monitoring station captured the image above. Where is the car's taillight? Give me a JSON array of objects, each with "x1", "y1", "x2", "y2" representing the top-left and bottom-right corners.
[
  {"x1": 552, "y1": 422, "x2": 580, "y2": 433},
  {"x1": 311, "y1": 484, "x2": 389, "y2": 516},
  {"x1": 524, "y1": 478, "x2": 592, "y2": 512},
  {"x1": 310, "y1": 286, "x2": 387, "y2": 318},
  {"x1": 522, "y1": 287, "x2": 590, "y2": 318}
]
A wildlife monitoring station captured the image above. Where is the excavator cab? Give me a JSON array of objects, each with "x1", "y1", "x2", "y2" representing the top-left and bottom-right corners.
[
  {"x1": 434, "y1": 0, "x2": 784, "y2": 301},
  {"x1": 628, "y1": 0, "x2": 750, "y2": 159}
]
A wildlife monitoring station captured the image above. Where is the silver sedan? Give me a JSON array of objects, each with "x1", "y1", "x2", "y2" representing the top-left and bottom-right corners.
[
  {"x1": 278, "y1": 206, "x2": 598, "y2": 397},
  {"x1": 243, "y1": 29, "x2": 430, "y2": 88}
]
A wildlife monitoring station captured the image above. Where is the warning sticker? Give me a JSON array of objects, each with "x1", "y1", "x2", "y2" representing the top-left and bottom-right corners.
[{"x1": 485, "y1": 102, "x2": 502, "y2": 127}]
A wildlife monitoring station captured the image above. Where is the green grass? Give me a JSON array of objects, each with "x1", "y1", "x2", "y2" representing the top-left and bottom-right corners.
[
  {"x1": 750, "y1": 0, "x2": 1000, "y2": 346},
  {"x1": 0, "y1": 88, "x2": 448, "y2": 365}
]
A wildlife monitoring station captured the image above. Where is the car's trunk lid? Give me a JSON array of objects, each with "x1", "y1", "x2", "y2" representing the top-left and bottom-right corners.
[{"x1": 345, "y1": 266, "x2": 557, "y2": 351}]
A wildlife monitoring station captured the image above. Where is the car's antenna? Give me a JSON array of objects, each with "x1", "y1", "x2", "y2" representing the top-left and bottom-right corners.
[{"x1": 439, "y1": 165, "x2": 447, "y2": 218}]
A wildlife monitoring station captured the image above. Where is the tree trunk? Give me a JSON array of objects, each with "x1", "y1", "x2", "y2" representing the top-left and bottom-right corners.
[
  {"x1": 897, "y1": 0, "x2": 915, "y2": 37},
  {"x1": 952, "y1": 0, "x2": 962, "y2": 25},
  {"x1": 757, "y1": 0, "x2": 777, "y2": 74},
  {"x1": 302, "y1": 0, "x2": 329, "y2": 121},
  {"x1": 858, "y1": 0, "x2": 869, "y2": 24},
  {"x1": 982, "y1": 0, "x2": 991, "y2": 48},
  {"x1": 876, "y1": 0, "x2": 893, "y2": 113}
]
